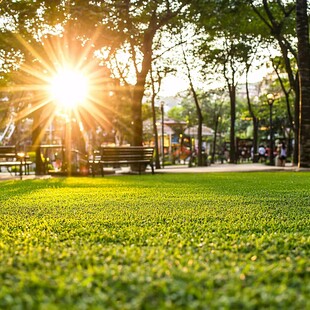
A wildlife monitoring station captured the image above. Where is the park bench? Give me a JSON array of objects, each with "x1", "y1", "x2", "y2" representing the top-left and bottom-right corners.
[
  {"x1": 89, "y1": 146, "x2": 155, "y2": 176},
  {"x1": 0, "y1": 145, "x2": 32, "y2": 177}
]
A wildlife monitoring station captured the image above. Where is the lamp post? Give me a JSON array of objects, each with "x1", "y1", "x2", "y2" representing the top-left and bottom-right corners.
[
  {"x1": 187, "y1": 112, "x2": 192, "y2": 167},
  {"x1": 64, "y1": 112, "x2": 72, "y2": 175},
  {"x1": 266, "y1": 93, "x2": 275, "y2": 166},
  {"x1": 179, "y1": 133, "x2": 183, "y2": 164},
  {"x1": 160, "y1": 101, "x2": 164, "y2": 168}
]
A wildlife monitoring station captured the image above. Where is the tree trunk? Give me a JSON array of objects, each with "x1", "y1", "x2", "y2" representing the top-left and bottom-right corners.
[
  {"x1": 131, "y1": 25, "x2": 155, "y2": 147},
  {"x1": 211, "y1": 114, "x2": 219, "y2": 164},
  {"x1": 296, "y1": 0, "x2": 310, "y2": 167},
  {"x1": 131, "y1": 84, "x2": 144, "y2": 146},
  {"x1": 151, "y1": 94, "x2": 161, "y2": 169},
  {"x1": 228, "y1": 84, "x2": 236, "y2": 163},
  {"x1": 272, "y1": 58, "x2": 297, "y2": 163},
  {"x1": 32, "y1": 109, "x2": 44, "y2": 175},
  {"x1": 182, "y1": 46, "x2": 204, "y2": 166},
  {"x1": 191, "y1": 86, "x2": 204, "y2": 166},
  {"x1": 245, "y1": 69, "x2": 259, "y2": 158}
]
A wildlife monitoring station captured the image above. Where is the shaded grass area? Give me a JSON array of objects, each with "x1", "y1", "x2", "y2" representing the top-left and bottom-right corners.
[{"x1": 0, "y1": 172, "x2": 309, "y2": 309}]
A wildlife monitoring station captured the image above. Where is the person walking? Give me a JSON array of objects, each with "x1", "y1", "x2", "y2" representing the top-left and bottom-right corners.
[
  {"x1": 279, "y1": 142, "x2": 287, "y2": 166},
  {"x1": 258, "y1": 145, "x2": 266, "y2": 162}
]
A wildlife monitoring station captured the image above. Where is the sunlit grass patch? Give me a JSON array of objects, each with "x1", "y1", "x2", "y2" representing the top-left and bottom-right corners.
[{"x1": 0, "y1": 172, "x2": 309, "y2": 309}]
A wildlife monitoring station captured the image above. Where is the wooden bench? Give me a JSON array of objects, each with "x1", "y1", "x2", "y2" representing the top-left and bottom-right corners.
[
  {"x1": 89, "y1": 146, "x2": 155, "y2": 176},
  {"x1": 0, "y1": 145, "x2": 32, "y2": 177}
]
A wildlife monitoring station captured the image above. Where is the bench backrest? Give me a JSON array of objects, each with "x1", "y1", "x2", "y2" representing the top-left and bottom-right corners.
[
  {"x1": 100, "y1": 147, "x2": 154, "y2": 161},
  {"x1": 0, "y1": 145, "x2": 17, "y2": 159}
]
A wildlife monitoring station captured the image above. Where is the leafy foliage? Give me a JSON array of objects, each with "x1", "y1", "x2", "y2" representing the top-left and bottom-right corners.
[{"x1": 0, "y1": 173, "x2": 309, "y2": 309}]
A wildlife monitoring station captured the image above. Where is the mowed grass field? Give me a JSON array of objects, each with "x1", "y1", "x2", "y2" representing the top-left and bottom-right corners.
[{"x1": 0, "y1": 172, "x2": 309, "y2": 309}]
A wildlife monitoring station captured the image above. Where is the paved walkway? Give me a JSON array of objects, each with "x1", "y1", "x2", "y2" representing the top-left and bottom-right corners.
[
  {"x1": 158, "y1": 163, "x2": 298, "y2": 174},
  {"x1": 0, "y1": 163, "x2": 304, "y2": 181},
  {"x1": 0, "y1": 173, "x2": 51, "y2": 181}
]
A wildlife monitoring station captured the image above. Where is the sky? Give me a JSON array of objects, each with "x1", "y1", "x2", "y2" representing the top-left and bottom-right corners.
[{"x1": 159, "y1": 65, "x2": 270, "y2": 98}]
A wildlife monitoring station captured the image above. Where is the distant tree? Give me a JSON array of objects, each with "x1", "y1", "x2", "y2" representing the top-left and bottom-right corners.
[
  {"x1": 167, "y1": 106, "x2": 183, "y2": 123},
  {"x1": 192, "y1": 0, "x2": 261, "y2": 163},
  {"x1": 250, "y1": 0, "x2": 300, "y2": 163},
  {"x1": 200, "y1": 37, "x2": 252, "y2": 163},
  {"x1": 148, "y1": 64, "x2": 169, "y2": 169},
  {"x1": 200, "y1": 89, "x2": 228, "y2": 164},
  {"x1": 181, "y1": 40, "x2": 204, "y2": 166}
]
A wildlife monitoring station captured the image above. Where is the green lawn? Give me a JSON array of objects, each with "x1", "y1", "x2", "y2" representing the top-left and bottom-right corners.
[{"x1": 0, "y1": 172, "x2": 309, "y2": 309}]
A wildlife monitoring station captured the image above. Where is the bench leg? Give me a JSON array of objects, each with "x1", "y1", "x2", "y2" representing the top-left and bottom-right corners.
[
  {"x1": 23, "y1": 162, "x2": 28, "y2": 175},
  {"x1": 92, "y1": 163, "x2": 95, "y2": 177},
  {"x1": 19, "y1": 162, "x2": 23, "y2": 179}
]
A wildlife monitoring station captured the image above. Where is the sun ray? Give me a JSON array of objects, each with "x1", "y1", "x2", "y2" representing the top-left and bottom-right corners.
[
  {"x1": 15, "y1": 33, "x2": 56, "y2": 77},
  {"x1": 75, "y1": 28, "x2": 103, "y2": 70},
  {"x1": 16, "y1": 97, "x2": 53, "y2": 122}
]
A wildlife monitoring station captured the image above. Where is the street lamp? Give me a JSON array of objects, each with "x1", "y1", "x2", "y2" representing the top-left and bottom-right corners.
[
  {"x1": 160, "y1": 101, "x2": 165, "y2": 168},
  {"x1": 266, "y1": 93, "x2": 275, "y2": 166},
  {"x1": 179, "y1": 133, "x2": 183, "y2": 164},
  {"x1": 187, "y1": 112, "x2": 192, "y2": 167}
]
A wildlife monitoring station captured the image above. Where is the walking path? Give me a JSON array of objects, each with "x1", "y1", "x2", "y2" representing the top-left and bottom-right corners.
[
  {"x1": 0, "y1": 163, "x2": 305, "y2": 181},
  {"x1": 158, "y1": 163, "x2": 298, "y2": 174},
  {"x1": 0, "y1": 173, "x2": 51, "y2": 181}
]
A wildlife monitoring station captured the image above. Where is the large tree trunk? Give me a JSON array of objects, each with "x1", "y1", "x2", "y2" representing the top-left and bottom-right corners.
[
  {"x1": 296, "y1": 0, "x2": 310, "y2": 167},
  {"x1": 132, "y1": 86, "x2": 144, "y2": 146},
  {"x1": 131, "y1": 23, "x2": 155, "y2": 147}
]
